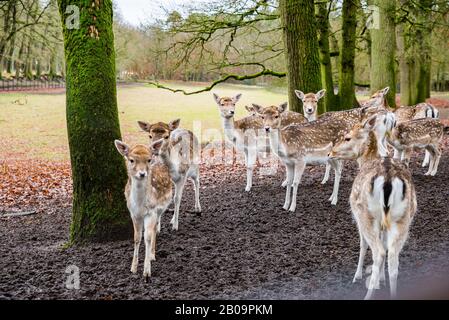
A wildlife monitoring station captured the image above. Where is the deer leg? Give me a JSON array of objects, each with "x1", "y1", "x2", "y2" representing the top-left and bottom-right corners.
[
  {"x1": 130, "y1": 216, "x2": 143, "y2": 274},
  {"x1": 281, "y1": 163, "x2": 289, "y2": 187},
  {"x1": 328, "y1": 159, "x2": 342, "y2": 205},
  {"x1": 387, "y1": 227, "x2": 408, "y2": 299},
  {"x1": 430, "y1": 145, "x2": 441, "y2": 176},
  {"x1": 364, "y1": 231, "x2": 385, "y2": 300},
  {"x1": 321, "y1": 163, "x2": 330, "y2": 184},
  {"x1": 353, "y1": 230, "x2": 368, "y2": 283},
  {"x1": 244, "y1": 148, "x2": 256, "y2": 192},
  {"x1": 283, "y1": 162, "x2": 294, "y2": 210},
  {"x1": 143, "y1": 214, "x2": 157, "y2": 281},
  {"x1": 171, "y1": 176, "x2": 187, "y2": 230},
  {"x1": 422, "y1": 150, "x2": 430, "y2": 167},
  {"x1": 393, "y1": 148, "x2": 400, "y2": 160},
  {"x1": 191, "y1": 172, "x2": 202, "y2": 213},
  {"x1": 288, "y1": 160, "x2": 305, "y2": 212},
  {"x1": 401, "y1": 148, "x2": 411, "y2": 166}
]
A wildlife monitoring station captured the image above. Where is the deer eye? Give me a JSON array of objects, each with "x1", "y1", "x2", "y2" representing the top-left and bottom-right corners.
[
  {"x1": 148, "y1": 159, "x2": 151, "y2": 163},
  {"x1": 149, "y1": 135, "x2": 153, "y2": 139},
  {"x1": 275, "y1": 115, "x2": 279, "y2": 119},
  {"x1": 164, "y1": 135, "x2": 169, "y2": 139},
  {"x1": 261, "y1": 116, "x2": 265, "y2": 119},
  {"x1": 345, "y1": 137, "x2": 351, "y2": 142},
  {"x1": 129, "y1": 159, "x2": 134, "y2": 163}
]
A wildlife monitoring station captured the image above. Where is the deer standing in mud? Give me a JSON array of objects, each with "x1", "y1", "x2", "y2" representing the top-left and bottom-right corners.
[
  {"x1": 330, "y1": 115, "x2": 417, "y2": 300},
  {"x1": 213, "y1": 93, "x2": 306, "y2": 191},
  {"x1": 387, "y1": 118, "x2": 444, "y2": 176},
  {"x1": 114, "y1": 140, "x2": 172, "y2": 281},
  {"x1": 138, "y1": 119, "x2": 201, "y2": 230}
]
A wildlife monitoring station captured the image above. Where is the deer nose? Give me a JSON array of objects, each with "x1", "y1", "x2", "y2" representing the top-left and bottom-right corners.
[
  {"x1": 265, "y1": 127, "x2": 271, "y2": 132},
  {"x1": 139, "y1": 172, "x2": 146, "y2": 178},
  {"x1": 229, "y1": 110, "x2": 235, "y2": 115}
]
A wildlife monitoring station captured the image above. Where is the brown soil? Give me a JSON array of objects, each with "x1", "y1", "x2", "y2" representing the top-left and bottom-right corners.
[{"x1": 1, "y1": 143, "x2": 448, "y2": 300}]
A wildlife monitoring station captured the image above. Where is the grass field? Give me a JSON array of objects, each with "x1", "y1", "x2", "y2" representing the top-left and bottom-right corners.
[
  {"x1": 0, "y1": 83, "x2": 289, "y2": 160},
  {"x1": 0, "y1": 82, "x2": 447, "y2": 160}
]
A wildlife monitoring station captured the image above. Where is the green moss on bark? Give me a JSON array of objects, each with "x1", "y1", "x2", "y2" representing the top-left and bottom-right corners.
[
  {"x1": 280, "y1": 0, "x2": 323, "y2": 114},
  {"x1": 370, "y1": 0, "x2": 396, "y2": 107},
  {"x1": 58, "y1": 0, "x2": 130, "y2": 243}
]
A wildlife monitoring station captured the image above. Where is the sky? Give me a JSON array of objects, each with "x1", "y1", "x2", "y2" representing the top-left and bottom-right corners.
[{"x1": 113, "y1": 0, "x2": 194, "y2": 27}]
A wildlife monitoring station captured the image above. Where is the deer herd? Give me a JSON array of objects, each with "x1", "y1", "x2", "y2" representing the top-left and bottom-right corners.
[{"x1": 114, "y1": 86, "x2": 445, "y2": 300}]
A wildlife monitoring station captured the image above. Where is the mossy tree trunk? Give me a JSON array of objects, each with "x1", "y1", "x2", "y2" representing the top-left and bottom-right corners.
[
  {"x1": 57, "y1": 0, "x2": 130, "y2": 243},
  {"x1": 280, "y1": 0, "x2": 323, "y2": 114},
  {"x1": 316, "y1": 1, "x2": 339, "y2": 111},
  {"x1": 339, "y1": 0, "x2": 359, "y2": 110},
  {"x1": 370, "y1": 0, "x2": 396, "y2": 107}
]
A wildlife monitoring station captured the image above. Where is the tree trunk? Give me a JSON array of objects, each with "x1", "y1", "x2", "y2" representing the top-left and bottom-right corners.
[
  {"x1": 57, "y1": 0, "x2": 130, "y2": 243},
  {"x1": 338, "y1": 0, "x2": 359, "y2": 110},
  {"x1": 316, "y1": 1, "x2": 339, "y2": 111},
  {"x1": 279, "y1": 0, "x2": 323, "y2": 113},
  {"x1": 370, "y1": 0, "x2": 396, "y2": 107}
]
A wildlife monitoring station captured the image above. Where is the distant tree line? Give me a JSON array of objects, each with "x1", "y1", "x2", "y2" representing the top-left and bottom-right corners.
[{"x1": 0, "y1": 0, "x2": 64, "y2": 80}]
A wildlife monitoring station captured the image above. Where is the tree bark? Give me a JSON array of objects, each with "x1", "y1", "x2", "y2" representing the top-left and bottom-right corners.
[
  {"x1": 339, "y1": 0, "x2": 359, "y2": 109},
  {"x1": 370, "y1": 0, "x2": 396, "y2": 107},
  {"x1": 316, "y1": 1, "x2": 339, "y2": 111},
  {"x1": 279, "y1": 0, "x2": 323, "y2": 113},
  {"x1": 57, "y1": 0, "x2": 130, "y2": 243}
]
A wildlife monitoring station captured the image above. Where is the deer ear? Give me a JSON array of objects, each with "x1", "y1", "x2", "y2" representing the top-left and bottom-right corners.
[
  {"x1": 381, "y1": 87, "x2": 390, "y2": 96},
  {"x1": 251, "y1": 103, "x2": 263, "y2": 114},
  {"x1": 232, "y1": 93, "x2": 242, "y2": 103},
  {"x1": 151, "y1": 138, "x2": 165, "y2": 155},
  {"x1": 245, "y1": 105, "x2": 253, "y2": 113},
  {"x1": 114, "y1": 140, "x2": 129, "y2": 156},
  {"x1": 213, "y1": 93, "x2": 220, "y2": 104},
  {"x1": 294, "y1": 90, "x2": 305, "y2": 101},
  {"x1": 137, "y1": 121, "x2": 151, "y2": 132},
  {"x1": 316, "y1": 89, "x2": 326, "y2": 100},
  {"x1": 278, "y1": 102, "x2": 288, "y2": 113},
  {"x1": 169, "y1": 118, "x2": 180, "y2": 130}
]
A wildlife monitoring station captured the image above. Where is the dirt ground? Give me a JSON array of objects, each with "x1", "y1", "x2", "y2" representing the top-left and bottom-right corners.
[{"x1": 1, "y1": 138, "x2": 449, "y2": 300}]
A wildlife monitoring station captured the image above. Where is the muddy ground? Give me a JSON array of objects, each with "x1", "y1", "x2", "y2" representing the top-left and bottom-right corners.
[{"x1": 1, "y1": 145, "x2": 449, "y2": 300}]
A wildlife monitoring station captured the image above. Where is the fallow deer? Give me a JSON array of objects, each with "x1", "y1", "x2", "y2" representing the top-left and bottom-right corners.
[
  {"x1": 252, "y1": 89, "x2": 391, "y2": 211},
  {"x1": 294, "y1": 89, "x2": 326, "y2": 122},
  {"x1": 387, "y1": 118, "x2": 444, "y2": 176},
  {"x1": 329, "y1": 115, "x2": 417, "y2": 300},
  {"x1": 213, "y1": 93, "x2": 307, "y2": 191},
  {"x1": 138, "y1": 119, "x2": 201, "y2": 231},
  {"x1": 114, "y1": 139, "x2": 172, "y2": 281},
  {"x1": 391, "y1": 103, "x2": 439, "y2": 167}
]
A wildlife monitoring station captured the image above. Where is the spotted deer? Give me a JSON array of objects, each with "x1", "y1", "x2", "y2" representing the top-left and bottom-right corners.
[
  {"x1": 252, "y1": 89, "x2": 391, "y2": 211},
  {"x1": 387, "y1": 118, "x2": 444, "y2": 176},
  {"x1": 329, "y1": 115, "x2": 417, "y2": 300},
  {"x1": 294, "y1": 89, "x2": 326, "y2": 122},
  {"x1": 213, "y1": 93, "x2": 306, "y2": 191},
  {"x1": 138, "y1": 119, "x2": 201, "y2": 231},
  {"x1": 391, "y1": 103, "x2": 439, "y2": 167},
  {"x1": 114, "y1": 139, "x2": 172, "y2": 281}
]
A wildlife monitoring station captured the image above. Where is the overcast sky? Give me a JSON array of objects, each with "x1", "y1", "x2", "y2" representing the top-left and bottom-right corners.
[{"x1": 113, "y1": 0, "x2": 192, "y2": 26}]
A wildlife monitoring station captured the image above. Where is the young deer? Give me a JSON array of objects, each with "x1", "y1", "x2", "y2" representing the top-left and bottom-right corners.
[
  {"x1": 114, "y1": 140, "x2": 172, "y2": 281},
  {"x1": 213, "y1": 93, "x2": 306, "y2": 191},
  {"x1": 387, "y1": 118, "x2": 444, "y2": 176},
  {"x1": 138, "y1": 119, "x2": 201, "y2": 230},
  {"x1": 252, "y1": 90, "x2": 390, "y2": 211},
  {"x1": 294, "y1": 89, "x2": 326, "y2": 122},
  {"x1": 329, "y1": 116, "x2": 417, "y2": 300},
  {"x1": 392, "y1": 103, "x2": 439, "y2": 167},
  {"x1": 253, "y1": 103, "x2": 345, "y2": 210}
]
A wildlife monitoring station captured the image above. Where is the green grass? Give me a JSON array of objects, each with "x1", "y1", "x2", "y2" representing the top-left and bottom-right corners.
[
  {"x1": 0, "y1": 82, "x2": 287, "y2": 160},
  {"x1": 1, "y1": 82, "x2": 447, "y2": 161}
]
